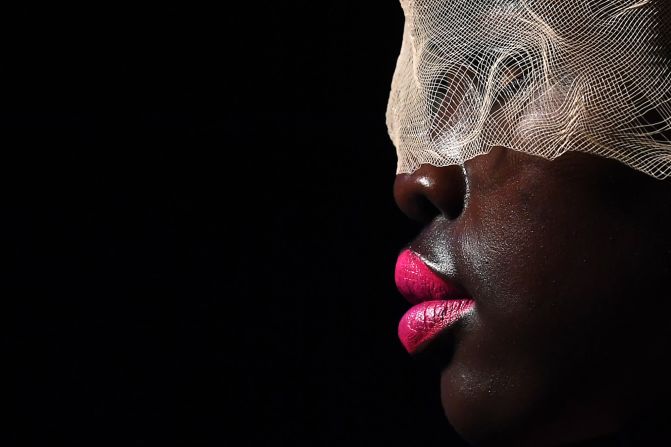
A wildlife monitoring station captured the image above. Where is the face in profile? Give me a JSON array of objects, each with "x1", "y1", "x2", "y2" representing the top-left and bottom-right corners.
[{"x1": 388, "y1": 1, "x2": 671, "y2": 446}]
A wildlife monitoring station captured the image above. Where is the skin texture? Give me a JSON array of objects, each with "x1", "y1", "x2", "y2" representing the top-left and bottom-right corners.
[{"x1": 394, "y1": 148, "x2": 671, "y2": 446}]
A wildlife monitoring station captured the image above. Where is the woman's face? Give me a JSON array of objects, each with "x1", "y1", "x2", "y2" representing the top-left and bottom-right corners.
[{"x1": 393, "y1": 148, "x2": 671, "y2": 445}]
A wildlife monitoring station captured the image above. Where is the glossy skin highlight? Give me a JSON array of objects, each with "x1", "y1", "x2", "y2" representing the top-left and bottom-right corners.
[{"x1": 393, "y1": 147, "x2": 671, "y2": 446}]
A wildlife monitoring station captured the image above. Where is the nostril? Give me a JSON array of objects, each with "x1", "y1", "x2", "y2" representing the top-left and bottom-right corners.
[
  {"x1": 394, "y1": 176, "x2": 441, "y2": 223},
  {"x1": 393, "y1": 165, "x2": 467, "y2": 223}
]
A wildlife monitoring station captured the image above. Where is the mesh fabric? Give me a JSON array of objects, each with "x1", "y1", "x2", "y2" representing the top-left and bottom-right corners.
[{"x1": 386, "y1": 0, "x2": 671, "y2": 178}]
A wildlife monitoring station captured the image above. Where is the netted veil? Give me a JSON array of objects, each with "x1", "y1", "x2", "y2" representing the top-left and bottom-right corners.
[{"x1": 386, "y1": 0, "x2": 671, "y2": 179}]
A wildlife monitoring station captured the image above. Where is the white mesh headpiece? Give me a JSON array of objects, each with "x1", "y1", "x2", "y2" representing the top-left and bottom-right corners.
[{"x1": 386, "y1": 0, "x2": 671, "y2": 179}]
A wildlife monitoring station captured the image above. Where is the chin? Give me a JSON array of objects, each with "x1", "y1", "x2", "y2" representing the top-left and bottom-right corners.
[
  {"x1": 440, "y1": 363, "x2": 623, "y2": 447},
  {"x1": 439, "y1": 361, "x2": 513, "y2": 445},
  {"x1": 439, "y1": 360, "x2": 582, "y2": 447}
]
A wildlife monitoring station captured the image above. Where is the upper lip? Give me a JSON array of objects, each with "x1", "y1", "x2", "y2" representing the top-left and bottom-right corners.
[{"x1": 395, "y1": 249, "x2": 470, "y2": 304}]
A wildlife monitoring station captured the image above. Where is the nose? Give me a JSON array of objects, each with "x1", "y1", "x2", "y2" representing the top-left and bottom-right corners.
[{"x1": 393, "y1": 164, "x2": 467, "y2": 223}]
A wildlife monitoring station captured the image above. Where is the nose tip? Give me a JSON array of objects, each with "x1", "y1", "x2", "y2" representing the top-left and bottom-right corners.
[{"x1": 393, "y1": 164, "x2": 467, "y2": 223}]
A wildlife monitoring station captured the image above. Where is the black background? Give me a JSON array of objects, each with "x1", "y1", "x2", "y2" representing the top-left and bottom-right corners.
[{"x1": 3, "y1": 3, "x2": 470, "y2": 446}]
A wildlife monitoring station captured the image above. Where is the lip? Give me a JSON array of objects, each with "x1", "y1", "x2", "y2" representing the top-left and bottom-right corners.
[{"x1": 395, "y1": 250, "x2": 475, "y2": 354}]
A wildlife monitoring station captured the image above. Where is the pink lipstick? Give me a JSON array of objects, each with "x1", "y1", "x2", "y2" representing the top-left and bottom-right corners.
[{"x1": 395, "y1": 250, "x2": 475, "y2": 354}]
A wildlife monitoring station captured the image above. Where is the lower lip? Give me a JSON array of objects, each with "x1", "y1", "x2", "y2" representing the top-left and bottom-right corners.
[{"x1": 398, "y1": 299, "x2": 475, "y2": 355}]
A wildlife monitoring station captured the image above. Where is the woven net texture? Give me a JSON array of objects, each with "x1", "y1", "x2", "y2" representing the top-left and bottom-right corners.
[{"x1": 386, "y1": 0, "x2": 671, "y2": 179}]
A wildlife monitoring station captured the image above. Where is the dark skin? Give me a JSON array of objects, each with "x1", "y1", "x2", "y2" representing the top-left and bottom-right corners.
[{"x1": 394, "y1": 147, "x2": 671, "y2": 446}]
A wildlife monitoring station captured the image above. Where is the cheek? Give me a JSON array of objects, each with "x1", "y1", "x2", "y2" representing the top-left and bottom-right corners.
[
  {"x1": 459, "y1": 185, "x2": 561, "y2": 315},
  {"x1": 441, "y1": 182, "x2": 641, "y2": 439},
  {"x1": 442, "y1": 209, "x2": 564, "y2": 438}
]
